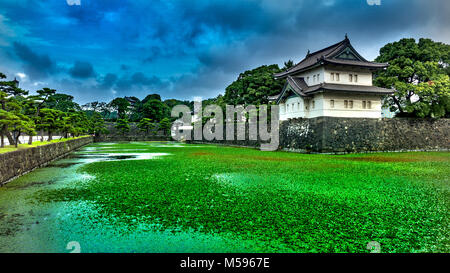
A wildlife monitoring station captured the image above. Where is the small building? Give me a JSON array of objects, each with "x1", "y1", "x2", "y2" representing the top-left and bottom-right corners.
[{"x1": 271, "y1": 36, "x2": 393, "y2": 120}]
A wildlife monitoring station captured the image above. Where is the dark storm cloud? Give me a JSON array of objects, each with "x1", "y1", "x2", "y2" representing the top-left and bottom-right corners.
[
  {"x1": 115, "y1": 72, "x2": 165, "y2": 91},
  {"x1": 120, "y1": 64, "x2": 130, "y2": 71},
  {"x1": 143, "y1": 47, "x2": 162, "y2": 63},
  {"x1": 69, "y1": 61, "x2": 96, "y2": 79},
  {"x1": 0, "y1": 0, "x2": 448, "y2": 103},
  {"x1": 12, "y1": 42, "x2": 56, "y2": 79},
  {"x1": 97, "y1": 73, "x2": 118, "y2": 89}
]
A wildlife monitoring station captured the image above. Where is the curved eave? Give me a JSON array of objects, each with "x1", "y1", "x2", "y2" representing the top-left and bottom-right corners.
[
  {"x1": 323, "y1": 59, "x2": 388, "y2": 69},
  {"x1": 275, "y1": 81, "x2": 310, "y2": 105},
  {"x1": 274, "y1": 62, "x2": 323, "y2": 79},
  {"x1": 305, "y1": 84, "x2": 394, "y2": 95}
]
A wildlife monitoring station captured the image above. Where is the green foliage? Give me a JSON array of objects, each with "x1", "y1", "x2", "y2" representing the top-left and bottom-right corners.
[
  {"x1": 35, "y1": 143, "x2": 450, "y2": 252},
  {"x1": 109, "y1": 98, "x2": 130, "y2": 119},
  {"x1": 38, "y1": 108, "x2": 64, "y2": 140},
  {"x1": 0, "y1": 75, "x2": 35, "y2": 147},
  {"x1": 8, "y1": 112, "x2": 36, "y2": 147},
  {"x1": 137, "y1": 118, "x2": 154, "y2": 134},
  {"x1": 158, "y1": 117, "x2": 171, "y2": 135},
  {"x1": 283, "y1": 59, "x2": 294, "y2": 69},
  {"x1": 224, "y1": 64, "x2": 284, "y2": 105},
  {"x1": 143, "y1": 99, "x2": 169, "y2": 122},
  {"x1": 59, "y1": 111, "x2": 91, "y2": 137},
  {"x1": 45, "y1": 93, "x2": 81, "y2": 112},
  {"x1": 142, "y1": 93, "x2": 162, "y2": 104},
  {"x1": 164, "y1": 99, "x2": 193, "y2": 111},
  {"x1": 90, "y1": 112, "x2": 108, "y2": 136},
  {"x1": 374, "y1": 38, "x2": 450, "y2": 118},
  {"x1": 115, "y1": 118, "x2": 130, "y2": 135}
]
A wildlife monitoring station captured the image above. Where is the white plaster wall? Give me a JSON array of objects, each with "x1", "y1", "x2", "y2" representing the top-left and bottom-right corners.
[
  {"x1": 307, "y1": 93, "x2": 324, "y2": 118},
  {"x1": 320, "y1": 93, "x2": 382, "y2": 118},
  {"x1": 324, "y1": 68, "x2": 372, "y2": 86},
  {"x1": 279, "y1": 96, "x2": 307, "y2": 120},
  {"x1": 279, "y1": 92, "x2": 383, "y2": 119},
  {"x1": 294, "y1": 67, "x2": 325, "y2": 86}
]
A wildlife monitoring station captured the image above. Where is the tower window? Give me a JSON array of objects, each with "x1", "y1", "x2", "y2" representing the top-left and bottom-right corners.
[
  {"x1": 336, "y1": 73, "x2": 340, "y2": 81},
  {"x1": 367, "y1": 101, "x2": 371, "y2": 109},
  {"x1": 312, "y1": 100, "x2": 315, "y2": 109},
  {"x1": 354, "y1": 74, "x2": 358, "y2": 83},
  {"x1": 330, "y1": 100, "x2": 335, "y2": 108},
  {"x1": 349, "y1": 74, "x2": 353, "y2": 82},
  {"x1": 313, "y1": 75, "x2": 316, "y2": 82},
  {"x1": 349, "y1": 100, "x2": 353, "y2": 109},
  {"x1": 331, "y1": 73, "x2": 335, "y2": 81},
  {"x1": 344, "y1": 100, "x2": 348, "y2": 108},
  {"x1": 362, "y1": 101, "x2": 366, "y2": 109}
]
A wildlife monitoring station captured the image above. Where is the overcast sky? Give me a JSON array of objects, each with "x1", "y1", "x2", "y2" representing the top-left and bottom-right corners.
[{"x1": 0, "y1": 0, "x2": 448, "y2": 104}]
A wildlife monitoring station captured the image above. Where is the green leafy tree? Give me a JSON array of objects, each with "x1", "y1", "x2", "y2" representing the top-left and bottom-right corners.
[
  {"x1": 109, "y1": 98, "x2": 130, "y2": 120},
  {"x1": 374, "y1": 38, "x2": 450, "y2": 118},
  {"x1": 283, "y1": 60, "x2": 294, "y2": 69},
  {"x1": 60, "y1": 111, "x2": 89, "y2": 138},
  {"x1": 115, "y1": 118, "x2": 130, "y2": 135},
  {"x1": 0, "y1": 95, "x2": 36, "y2": 148},
  {"x1": 142, "y1": 94, "x2": 161, "y2": 104},
  {"x1": 96, "y1": 102, "x2": 112, "y2": 119},
  {"x1": 0, "y1": 90, "x2": 10, "y2": 147},
  {"x1": 224, "y1": 64, "x2": 284, "y2": 105},
  {"x1": 46, "y1": 93, "x2": 81, "y2": 112},
  {"x1": 0, "y1": 105, "x2": 19, "y2": 148},
  {"x1": 142, "y1": 99, "x2": 169, "y2": 122},
  {"x1": 26, "y1": 88, "x2": 56, "y2": 144},
  {"x1": 38, "y1": 108, "x2": 64, "y2": 141},
  {"x1": 0, "y1": 73, "x2": 29, "y2": 145},
  {"x1": 9, "y1": 113, "x2": 35, "y2": 148},
  {"x1": 137, "y1": 118, "x2": 154, "y2": 134},
  {"x1": 90, "y1": 112, "x2": 108, "y2": 137},
  {"x1": 159, "y1": 117, "x2": 171, "y2": 136}
]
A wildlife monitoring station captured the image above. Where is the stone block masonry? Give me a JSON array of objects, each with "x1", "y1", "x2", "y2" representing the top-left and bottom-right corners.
[
  {"x1": 94, "y1": 122, "x2": 171, "y2": 142},
  {"x1": 280, "y1": 117, "x2": 450, "y2": 153},
  {"x1": 0, "y1": 136, "x2": 94, "y2": 185},
  {"x1": 188, "y1": 117, "x2": 450, "y2": 153}
]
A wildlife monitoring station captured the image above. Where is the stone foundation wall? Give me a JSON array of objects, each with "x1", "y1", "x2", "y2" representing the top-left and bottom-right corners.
[
  {"x1": 94, "y1": 135, "x2": 171, "y2": 142},
  {"x1": 186, "y1": 117, "x2": 450, "y2": 153},
  {"x1": 186, "y1": 122, "x2": 269, "y2": 149},
  {"x1": 0, "y1": 136, "x2": 94, "y2": 185},
  {"x1": 95, "y1": 122, "x2": 171, "y2": 142},
  {"x1": 280, "y1": 117, "x2": 450, "y2": 153}
]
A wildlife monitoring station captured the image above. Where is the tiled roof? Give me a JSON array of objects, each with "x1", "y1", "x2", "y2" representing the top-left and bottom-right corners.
[{"x1": 274, "y1": 37, "x2": 388, "y2": 78}]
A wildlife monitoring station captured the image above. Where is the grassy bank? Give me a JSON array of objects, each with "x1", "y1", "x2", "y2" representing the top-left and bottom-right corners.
[{"x1": 0, "y1": 135, "x2": 91, "y2": 154}]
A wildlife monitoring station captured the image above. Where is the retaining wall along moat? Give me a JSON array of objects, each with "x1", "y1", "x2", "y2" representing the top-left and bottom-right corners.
[
  {"x1": 0, "y1": 136, "x2": 94, "y2": 185},
  {"x1": 188, "y1": 117, "x2": 450, "y2": 153},
  {"x1": 280, "y1": 117, "x2": 450, "y2": 153}
]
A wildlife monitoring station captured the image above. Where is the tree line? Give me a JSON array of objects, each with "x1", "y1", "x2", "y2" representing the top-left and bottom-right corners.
[{"x1": 0, "y1": 77, "x2": 108, "y2": 148}]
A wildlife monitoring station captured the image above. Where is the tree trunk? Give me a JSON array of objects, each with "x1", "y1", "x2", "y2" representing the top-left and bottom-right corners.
[
  {"x1": 6, "y1": 131, "x2": 14, "y2": 146},
  {"x1": 14, "y1": 132, "x2": 20, "y2": 148},
  {"x1": 48, "y1": 131, "x2": 52, "y2": 141},
  {"x1": 28, "y1": 135, "x2": 33, "y2": 145},
  {"x1": 0, "y1": 125, "x2": 6, "y2": 148}
]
